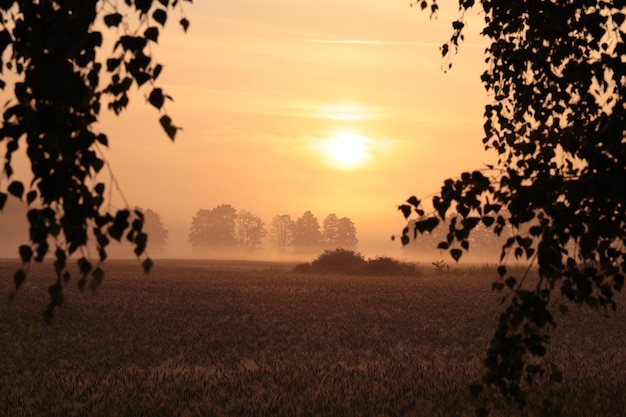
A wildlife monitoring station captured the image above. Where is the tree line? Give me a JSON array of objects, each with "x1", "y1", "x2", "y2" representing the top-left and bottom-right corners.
[{"x1": 187, "y1": 204, "x2": 357, "y2": 254}]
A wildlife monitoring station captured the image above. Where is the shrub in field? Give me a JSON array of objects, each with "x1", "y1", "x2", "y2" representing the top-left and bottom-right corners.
[
  {"x1": 362, "y1": 256, "x2": 420, "y2": 277},
  {"x1": 295, "y1": 249, "x2": 420, "y2": 276},
  {"x1": 310, "y1": 248, "x2": 367, "y2": 273},
  {"x1": 432, "y1": 260, "x2": 450, "y2": 273}
]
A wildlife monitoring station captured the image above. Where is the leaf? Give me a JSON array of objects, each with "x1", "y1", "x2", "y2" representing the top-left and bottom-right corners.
[
  {"x1": 18, "y1": 245, "x2": 32, "y2": 263},
  {"x1": 450, "y1": 248, "x2": 462, "y2": 262},
  {"x1": 104, "y1": 13, "x2": 123, "y2": 27},
  {"x1": 153, "y1": 64, "x2": 163, "y2": 80},
  {"x1": 400, "y1": 235, "x2": 410, "y2": 245},
  {"x1": 14, "y1": 269, "x2": 26, "y2": 288},
  {"x1": 142, "y1": 258, "x2": 154, "y2": 273},
  {"x1": 144, "y1": 26, "x2": 159, "y2": 42},
  {"x1": 398, "y1": 204, "x2": 412, "y2": 219},
  {"x1": 415, "y1": 217, "x2": 439, "y2": 233},
  {"x1": 106, "y1": 58, "x2": 121, "y2": 72},
  {"x1": 153, "y1": 8, "x2": 167, "y2": 25},
  {"x1": 8, "y1": 181, "x2": 24, "y2": 199},
  {"x1": 26, "y1": 190, "x2": 37, "y2": 204},
  {"x1": 180, "y1": 18, "x2": 190, "y2": 32},
  {"x1": 149, "y1": 88, "x2": 164, "y2": 109},
  {"x1": 407, "y1": 196, "x2": 420, "y2": 207},
  {"x1": 159, "y1": 115, "x2": 178, "y2": 140},
  {"x1": 92, "y1": 267, "x2": 104, "y2": 284},
  {"x1": 0, "y1": 192, "x2": 6, "y2": 210}
]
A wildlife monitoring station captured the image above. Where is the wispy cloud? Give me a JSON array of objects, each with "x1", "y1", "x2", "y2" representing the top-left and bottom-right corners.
[
  {"x1": 290, "y1": 38, "x2": 486, "y2": 49},
  {"x1": 290, "y1": 38, "x2": 442, "y2": 47}
]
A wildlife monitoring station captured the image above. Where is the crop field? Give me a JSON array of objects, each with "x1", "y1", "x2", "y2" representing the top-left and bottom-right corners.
[{"x1": 0, "y1": 259, "x2": 624, "y2": 417}]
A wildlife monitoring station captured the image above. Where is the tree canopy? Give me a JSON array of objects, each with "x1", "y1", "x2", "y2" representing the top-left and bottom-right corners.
[
  {"x1": 401, "y1": 0, "x2": 626, "y2": 414},
  {"x1": 0, "y1": 0, "x2": 190, "y2": 319},
  {"x1": 188, "y1": 205, "x2": 238, "y2": 252},
  {"x1": 292, "y1": 211, "x2": 323, "y2": 254},
  {"x1": 321, "y1": 213, "x2": 358, "y2": 251},
  {"x1": 268, "y1": 214, "x2": 294, "y2": 253}
]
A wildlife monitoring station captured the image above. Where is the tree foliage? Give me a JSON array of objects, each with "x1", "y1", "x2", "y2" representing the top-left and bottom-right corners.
[
  {"x1": 292, "y1": 211, "x2": 322, "y2": 253},
  {"x1": 268, "y1": 214, "x2": 294, "y2": 253},
  {"x1": 321, "y1": 213, "x2": 358, "y2": 251},
  {"x1": 0, "y1": 0, "x2": 190, "y2": 320},
  {"x1": 188, "y1": 204, "x2": 238, "y2": 252},
  {"x1": 235, "y1": 210, "x2": 266, "y2": 251},
  {"x1": 402, "y1": 0, "x2": 626, "y2": 413},
  {"x1": 139, "y1": 207, "x2": 169, "y2": 251}
]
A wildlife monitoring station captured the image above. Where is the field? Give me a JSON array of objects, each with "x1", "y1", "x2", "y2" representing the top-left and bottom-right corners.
[{"x1": 0, "y1": 259, "x2": 625, "y2": 417}]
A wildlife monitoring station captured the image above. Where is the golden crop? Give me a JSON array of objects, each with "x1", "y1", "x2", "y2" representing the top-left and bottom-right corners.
[{"x1": 0, "y1": 260, "x2": 624, "y2": 416}]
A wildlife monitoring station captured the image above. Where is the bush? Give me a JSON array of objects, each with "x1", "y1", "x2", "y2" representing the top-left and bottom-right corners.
[
  {"x1": 294, "y1": 249, "x2": 420, "y2": 277},
  {"x1": 310, "y1": 248, "x2": 367, "y2": 273},
  {"x1": 363, "y1": 256, "x2": 420, "y2": 277}
]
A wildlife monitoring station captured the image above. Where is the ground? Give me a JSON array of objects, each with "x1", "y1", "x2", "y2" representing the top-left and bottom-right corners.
[{"x1": 0, "y1": 259, "x2": 624, "y2": 416}]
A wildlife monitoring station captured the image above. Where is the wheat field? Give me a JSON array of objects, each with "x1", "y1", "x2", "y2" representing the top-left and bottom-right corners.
[{"x1": 0, "y1": 259, "x2": 624, "y2": 417}]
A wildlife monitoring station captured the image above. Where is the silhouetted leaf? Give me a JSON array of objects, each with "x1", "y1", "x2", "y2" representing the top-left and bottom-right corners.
[
  {"x1": 8, "y1": 181, "x2": 24, "y2": 199},
  {"x1": 407, "y1": 196, "x2": 420, "y2": 207},
  {"x1": 159, "y1": 115, "x2": 178, "y2": 140},
  {"x1": 104, "y1": 13, "x2": 123, "y2": 27},
  {"x1": 18, "y1": 245, "x2": 32, "y2": 263},
  {"x1": 26, "y1": 190, "x2": 37, "y2": 204},
  {"x1": 142, "y1": 258, "x2": 154, "y2": 273},
  {"x1": 149, "y1": 88, "x2": 164, "y2": 109},
  {"x1": 144, "y1": 26, "x2": 159, "y2": 42},
  {"x1": 153, "y1": 64, "x2": 163, "y2": 80},
  {"x1": 0, "y1": 192, "x2": 6, "y2": 210},
  {"x1": 450, "y1": 248, "x2": 462, "y2": 262},
  {"x1": 14, "y1": 269, "x2": 25, "y2": 288},
  {"x1": 398, "y1": 204, "x2": 412, "y2": 219},
  {"x1": 153, "y1": 8, "x2": 167, "y2": 25},
  {"x1": 180, "y1": 18, "x2": 190, "y2": 32}
]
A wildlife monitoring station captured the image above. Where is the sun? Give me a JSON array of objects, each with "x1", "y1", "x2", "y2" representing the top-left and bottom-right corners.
[{"x1": 321, "y1": 132, "x2": 370, "y2": 169}]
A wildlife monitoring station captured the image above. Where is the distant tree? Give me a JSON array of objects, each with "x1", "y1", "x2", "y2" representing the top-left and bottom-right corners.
[
  {"x1": 335, "y1": 217, "x2": 358, "y2": 250},
  {"x1": 322, "y1": 214, "x2": 358, "y2": 250},
  {"x1": 0, "y1": 0, "x2": 190, "y2": 319},
  {"x1": 268, "y1": 214, "x2": 294, "y2": 253},
  {"x1": 292, "y1": 211, "x2": 322, "y2": 253},
  {"x1": 235, "y1": 210, "x2": 266, "y2": 251},
  {"x1": 400, "y1": 1, "x2": 626, "y2": 414},
  {"x1": 321, "y1": 214, "x2": 340, "y2": 247},
  {"x1": 138, "y1": 208, "x2": 169, "y2": 251},
  {"x1": 188, "y1": 204, "x2": 237, "y2": 252}
]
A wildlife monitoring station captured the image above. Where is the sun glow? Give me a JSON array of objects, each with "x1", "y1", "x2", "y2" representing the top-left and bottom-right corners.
[{"x1": 321, "y1": 132, "x2": 371, "y2": 169}]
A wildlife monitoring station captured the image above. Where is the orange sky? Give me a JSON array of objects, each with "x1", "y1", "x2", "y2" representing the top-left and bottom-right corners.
[{"x1": 6, "y1": 1, "x2": 496, "y2": 259}]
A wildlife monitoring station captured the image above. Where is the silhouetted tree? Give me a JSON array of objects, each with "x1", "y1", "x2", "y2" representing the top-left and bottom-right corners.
[
  {"x1": 138, "y1": 208, "x2": 169, "y2": 251},
  {"x1": 322, "y1": 214, "x2": 358, "y2": 250},
  {"x1": 292, "y1": 211, "x2": 322, "y2": 253},
  {"x1": 401, "y1": 1, "x2": 626, "y2": 413},
  {"x1": 0, "y1": 1, "x2": 190, "y2": 319},
  {"x1": 321, "y1": 214, "x2": 340, "y2": 247},
  {"x1": 268, "y1": 214, "x2": 294, "y2": 253},
  {"x1": 188, "y1": 204, "x2": 238, "y2": 252},
  {"x1": 335, "y1": 217, "x2": 358, "y2": 250},
  {"x1": 235, "y1": 210, "x2": 266, "y2": 251}
]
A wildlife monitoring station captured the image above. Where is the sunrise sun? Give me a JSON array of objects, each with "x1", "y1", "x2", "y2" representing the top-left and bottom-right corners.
[{"x1": 321, "y1": 132, "x2": 371, "y2": 169}]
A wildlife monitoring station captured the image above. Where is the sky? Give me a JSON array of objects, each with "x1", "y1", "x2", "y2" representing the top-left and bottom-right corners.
[{"x1": 5, "y1": 1, "x2": 496, "y2": 260}]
